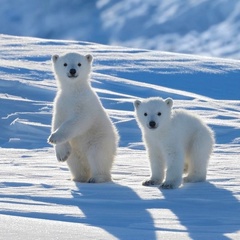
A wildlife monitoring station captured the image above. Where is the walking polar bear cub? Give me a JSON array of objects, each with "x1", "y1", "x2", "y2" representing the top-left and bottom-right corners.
[
  {"x1": 134, "y1": 97, "x2": 214, "y2": 189},
  {"x1": 48, "y1": 52, "x2": 119, "y2": 183}
]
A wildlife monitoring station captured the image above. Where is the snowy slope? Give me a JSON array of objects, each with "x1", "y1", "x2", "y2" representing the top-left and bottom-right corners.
[
  {"x1": 0, "y1": 34, "x2": 240, "y2": 240},
  {"x1": 0, "y1": 0, "x2": 240, "y2": 59}
]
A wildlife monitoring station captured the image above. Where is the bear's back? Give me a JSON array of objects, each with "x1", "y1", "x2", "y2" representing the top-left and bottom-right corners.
[{"x1": 170, "y1": 109, "x2": 210, "y2": 139}]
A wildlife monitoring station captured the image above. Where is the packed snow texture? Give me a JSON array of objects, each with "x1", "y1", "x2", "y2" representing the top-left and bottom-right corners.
[
  {"x1": 0, "y1": 0, "x2": 240, "y2": 59},
  {"x1": 0, "y1": 35, "x2": 239, "y2": 239}
]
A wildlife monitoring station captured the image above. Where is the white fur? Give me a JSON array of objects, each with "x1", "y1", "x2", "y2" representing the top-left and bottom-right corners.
[
  {"x1": 134, "y1": 97, "x2": 214, "y2": 189},
  {"x1": 48, "y1": 52, "x2": 119, "y2": 183}
]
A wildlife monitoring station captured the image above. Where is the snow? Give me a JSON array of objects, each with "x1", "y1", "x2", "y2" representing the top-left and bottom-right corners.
[
  {"x1": 0, "y1": 34, "x2": 240, "y2": 239},
  {"x1": 0, "y1": 0, "x2": 240, "y2": 59}
]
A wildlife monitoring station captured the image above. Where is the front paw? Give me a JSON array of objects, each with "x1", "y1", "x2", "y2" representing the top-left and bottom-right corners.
[
  {"x1": 48, "y1": 131, "x2": 66, "y2": 145},
  {"x1": 160, "y1": 182, "x2": 175, "y2": 189},
  {"x1": 160, "y1": 180, "x2": 182, "y2": 189},
  {"x1": 142, "y1": 179, "x2": 161, "y2": 186},
  {"x1": 55, "y1": 143, "x2": 71, "y2": 162}
]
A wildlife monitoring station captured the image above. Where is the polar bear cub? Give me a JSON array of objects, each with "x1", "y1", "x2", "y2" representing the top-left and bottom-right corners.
[
  {"x1": 134, "y1": 97, "x2": 214, "y2": 189},
  {"x1": 48, "y1": 52, "x2": 119, "y2": 183}
]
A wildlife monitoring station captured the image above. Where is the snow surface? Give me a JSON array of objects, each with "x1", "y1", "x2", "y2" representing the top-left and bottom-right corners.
[
  {"x1": 0, "y1": 34, "x2": 240, "y2": 239},
  {"x1": 0, "y1": 0, "x2": 240, "y2": 59}
]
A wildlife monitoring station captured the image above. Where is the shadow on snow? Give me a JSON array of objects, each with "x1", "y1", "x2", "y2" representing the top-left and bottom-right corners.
[{"x1": 0, "y1": 181, "x2": 239, "y2": 239}]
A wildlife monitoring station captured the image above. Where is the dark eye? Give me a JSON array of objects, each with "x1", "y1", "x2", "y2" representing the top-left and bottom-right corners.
[
  {"x1": 157, "y1": 112, "x2": 161, "y2": 116},
  {"x1": 64, "y1": 63, "x2": 67, "y2": 67},
  {"x1": 78, "y1": 63, "x2": 81, "y2": 67},
  {"x1": 144, "y1": 113, "x2": 148, "y2": 116}
]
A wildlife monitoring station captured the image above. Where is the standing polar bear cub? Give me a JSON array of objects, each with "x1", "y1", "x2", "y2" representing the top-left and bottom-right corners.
[
  {"x1": 48, "y1": 52, "x2": 119, "y2": 183},
  {"x1": 134, "y1": 97, "x2": 214, "y2": 189}
]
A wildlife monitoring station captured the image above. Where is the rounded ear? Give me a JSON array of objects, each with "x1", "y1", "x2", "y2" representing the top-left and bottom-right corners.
[
  {"x1": 134, "y1": 100, "x2": 141, "y2": 109},
  {"x1": 165, "y1": 98, "x2": 173, "y2": 108},
  {"x1": 52, "y1": 54, "x2": 59, "y2": 63},
  {"x1": 86, "y1": 54, "x2": 93, "y2": 63}
]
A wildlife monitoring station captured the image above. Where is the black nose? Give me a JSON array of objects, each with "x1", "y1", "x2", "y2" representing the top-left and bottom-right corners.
[
  {"x1": 149, "y1": 121, "x2": 156, "y2": 128},
  {"x1": 70, "y1": 68, "x2": 76, "y2": 75}
]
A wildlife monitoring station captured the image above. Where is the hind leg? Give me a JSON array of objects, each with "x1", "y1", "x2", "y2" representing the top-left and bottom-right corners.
[
  {"x1": 184, "y1": 156, "x2": 208, "y2": 183},
  {"x1": 86, "y1": 140, "x2": 115, "y2": 183},
  {"x1": 184, "y1": 133, "x2": 213, "y2": 183},
  {"x1": 87, "y1": 150, "x2": 113, "y2": 183},
  {"x1": 66, "y1": 151, "x2": 90, "y2": 182}
]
